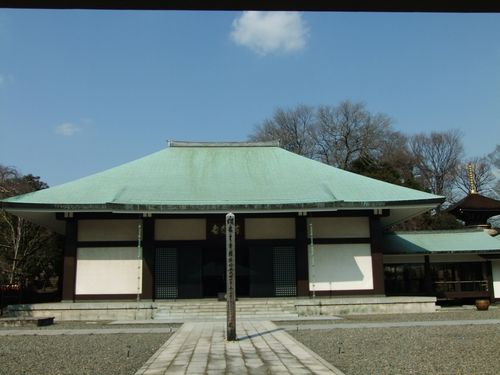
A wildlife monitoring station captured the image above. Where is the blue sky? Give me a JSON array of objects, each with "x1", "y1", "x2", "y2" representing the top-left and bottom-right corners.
[{"x1": 1, "y1": 10, "x2": 499, "y2": 186}]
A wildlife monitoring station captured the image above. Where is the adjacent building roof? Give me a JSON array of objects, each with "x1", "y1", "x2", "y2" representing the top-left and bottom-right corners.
[
  {"x1": 1, "y1": 142, "x2": 444, "y2": 230},
  {"x1": 448, "y1": 193, "x2": 500, "y2": 211},
  {"x1": 382, "y1": 229, "x2": 500, "y2": 254},
  {"x1": 447, "y1": 193, "x2": 500, "y2": 226}
]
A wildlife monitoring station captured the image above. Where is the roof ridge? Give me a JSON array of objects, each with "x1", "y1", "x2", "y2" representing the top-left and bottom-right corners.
[{"x1": 167, "y1": 140, "x2": 280, "y2": 147}]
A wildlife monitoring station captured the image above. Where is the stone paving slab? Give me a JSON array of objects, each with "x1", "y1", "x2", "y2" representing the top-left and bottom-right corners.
[{"x1": 135, "y1": 321, "x2": 343, "y2": 374}]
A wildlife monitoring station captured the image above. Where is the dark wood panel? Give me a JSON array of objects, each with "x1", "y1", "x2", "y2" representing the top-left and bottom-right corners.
[
  {"x1": 77, "y1": 241, "x2": 138, "y2": 248},
  {"x1": 179, "y1": 247, "x2": 203, "y2": 298},
  {"x1": 249, "y1": 247, "x2": 274, "y2": 297},
  {"x1": 75, "y1": 294, "x2": 141, "y2": 301},
  {"x1": 312, "y1": 238, "x2": 371, "y2": 244},
  {"x1": 244, "y1": 239, "x2": 297, "y2": 247},
  {"x1": 57, "y1": 212, "x2": 142, "y2": 220},
  {"x1": 154, "y1": 240, "x2": 208, "y2": 247},
  {"x1": 308, "y1": 210, "x2": 389, "y2": 217},
  {"x1": 440, "y1": 291, "x2": 490, "y2": 299},
  {"x1": 311, "y1": 289, "x2": 377, "y2": 297}
]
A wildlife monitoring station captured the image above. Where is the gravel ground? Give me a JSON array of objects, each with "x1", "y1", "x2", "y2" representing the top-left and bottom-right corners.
[
  {"x1": 290, "y1": 323, "x2": 500, "y2": 375},
  {"x1": 0, "y1": 333, "x2": 171, "y2": 375},
  {"x1": 1, "y1": 308, "x2": 499, "y2": 374}
]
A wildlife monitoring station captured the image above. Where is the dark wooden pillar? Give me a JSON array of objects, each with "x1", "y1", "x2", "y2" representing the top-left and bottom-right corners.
[
  {"x1": 61, "y1": 219, "x2": 77, "y2": 302},
  {"x1": 369, "y1": 216, "x2": 385, "y2": 295},
  {"x1": 141, "y1": 217, "x2": 155, "y2": 301},
  {"x1": 484, "y1": 261, "x2": 494, "y2": 301},
  {"x1": 295, "y1": 215, "x2": 309, "y2": 296},
  {"x1": 424, "y1": 255, "x2": 433, "y2": 295}
]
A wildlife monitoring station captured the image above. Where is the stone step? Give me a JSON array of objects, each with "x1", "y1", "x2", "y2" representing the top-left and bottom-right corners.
[
  {"x1": 153, "y1": 300, "x2": 299, "y2": 321},
  {"x1": 156, "y1": 307, "x2": 295, "y2": 312},
  {"x1": 153, "y1": 314, "x2": 299, "y2": 321},
  {"x1": 156, "y1": 305, "x2": 296, "y2": 309},
  {"x1": 155, "y1": 301, "x2": 297, "y2": 306},
  {"x1": 160, "y1": 307, "x2": 294, "y2": 309},
  {"x1": 154, "y1": 309, "x2": 299, "y2": 318},
  {"x1": 156, "y1": 302, "x2": 297, "y2": 306},
  {"x1": 155, "y1": 311, "x2": 296, "y2": 317}
]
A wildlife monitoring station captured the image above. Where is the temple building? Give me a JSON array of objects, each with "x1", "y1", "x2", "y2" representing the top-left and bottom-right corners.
[
  {"x1": 2, "y1": 141, "x2": 499, "y2": 304},
  {"x1": 447, "y1": 192, "x2": 500, "y2": 227}
]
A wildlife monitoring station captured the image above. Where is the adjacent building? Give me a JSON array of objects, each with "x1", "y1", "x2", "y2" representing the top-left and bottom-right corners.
[{"x1": 383, "y1": 229, "x2": 500, "y2": 301}]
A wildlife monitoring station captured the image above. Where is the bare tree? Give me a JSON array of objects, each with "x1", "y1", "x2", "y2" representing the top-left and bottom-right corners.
[
  {"x1": 249, "y1": 105, "x2": 316, "y2": 159},
  {"x1": 0, "y1": 166, "x2": 60, "y2": 288},
  {"x1": 313, "y1": 101, "x2": 393, "y2": 169},
  {"x1": 489, "y1": 144, "x2": 500, "y2": 169},
  {"x1": 249, "y1": 101, "x2": 414, "y2": 185},
  {"x1": 0, "y1": 165, "x2": 21, "y2": 196},
  {"x1": 455, "y1": 157, "x2": 495, "y2": 196},
  {"x1": 410, "y1": 129, "x2": 464, "y2": 199},
  {"x1": 487, "y1": 144, "x2": 500, "y2": 199}
]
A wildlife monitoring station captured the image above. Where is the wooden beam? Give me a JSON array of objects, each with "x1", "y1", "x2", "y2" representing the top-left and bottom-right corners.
[
  {"x1": 295, "y1": 215, "x2": 309, "y2": 296},
  {"x1": 141, "y1": 217, "x2": 155, "y2": 301},
  {"x1": 61, "y1": 219, "x2": 77, "y2": 301},
  {"x1": 369, "y1": 216, "x2": 385, "y2": 295}
]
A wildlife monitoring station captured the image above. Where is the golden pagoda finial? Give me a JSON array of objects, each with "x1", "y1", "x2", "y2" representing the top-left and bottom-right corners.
[{"x1": 467, "y1": 163, "x2": 476, "y2": 194}]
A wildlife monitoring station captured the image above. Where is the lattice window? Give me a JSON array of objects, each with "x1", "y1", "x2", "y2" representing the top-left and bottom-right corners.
[
  {"x1": 273, "y1": 247, "x2": 297, "y2": 297},
  {"x1": 155, "y1": 248, "x2": 178, "y2": 299}
]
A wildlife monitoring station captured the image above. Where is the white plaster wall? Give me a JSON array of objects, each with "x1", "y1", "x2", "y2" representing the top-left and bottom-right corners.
[
  {"x1": 155, "y1": 219, "x2": 206, "y2": 240},
  {"x1": 308, "y1": 244, "x2": 373, "y2": 291},
  {"x1": 75, "y1": 247, "x2": 142, "y2": 295},
  {"x1": 492, "y1": 260, "x2": 500, "y2": 299},
  {"x1": 307, "y1": 217, "x2": 370, "y2": 238},
  {"x1": 383, "y1": 255, "x2": 425, "y2": 264},
  {"x1": 78, "y1": 220, "x2": 140, "y2": 241},
  {"x1": 245, "y1": 218, "x2": 295, "y2": 239},
  {"x1": 429, "y1": 254, "x2": 484, "y2": 263}
]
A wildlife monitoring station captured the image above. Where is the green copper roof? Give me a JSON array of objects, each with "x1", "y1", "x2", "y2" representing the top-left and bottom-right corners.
[
  {"x1": 2, "y1": 142, "x2": 443, "y2": 213},
  {"x1": 383, "y1": 229, "x2": 500, "y2": 254}
]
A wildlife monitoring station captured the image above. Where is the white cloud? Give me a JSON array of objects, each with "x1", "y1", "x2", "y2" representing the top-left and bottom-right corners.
[
  {"x1": 230, "y1": 11, "x2": 308, "y2": 56},
  {"x1": 0, "y1": 73, "x2": 14, "y2": 86},
  {"x1": 55, "y1": 122, "x2": 81, "y2": 137}
]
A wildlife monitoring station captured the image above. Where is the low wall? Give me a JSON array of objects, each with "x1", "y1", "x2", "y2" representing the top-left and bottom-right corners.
[
  {"x1": 295, "y1": 296, "x2": 437, "y2": 316},
  {"x1": 4, "y1": 297, "x2": 437, "y2": 320},
  {"x1": 4, "y1": 302, "x2": 156, "y2": 321}
]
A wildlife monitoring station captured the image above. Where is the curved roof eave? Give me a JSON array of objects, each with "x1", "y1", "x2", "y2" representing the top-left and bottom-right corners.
[{"x1": 1, "y1": 197, "x2": 444, "y2": 213}]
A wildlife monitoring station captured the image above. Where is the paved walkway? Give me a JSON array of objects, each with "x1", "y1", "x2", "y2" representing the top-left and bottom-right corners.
[{"x1": 135, "y1": 320, "x2": 342, "y2": 374}]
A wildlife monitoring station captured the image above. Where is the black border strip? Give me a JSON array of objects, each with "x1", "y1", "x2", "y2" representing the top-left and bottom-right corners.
[{"x1": 1, "y1": 1, "x2": 499, "y2": 12}]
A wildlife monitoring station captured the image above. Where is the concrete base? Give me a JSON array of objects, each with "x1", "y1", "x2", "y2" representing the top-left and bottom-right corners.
[
  {"x1": 295, "y1": 296, "x2": 437, "y2": 316},
  {"x1": 0, "y1": 316, "x2": 54, "y2": 327},
  {"x1": 4, "y1": 296, "x2": 437, "y2": 321},
  {"x1": 4, "y1": 302, "x2": 156, "y2": 321}
]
